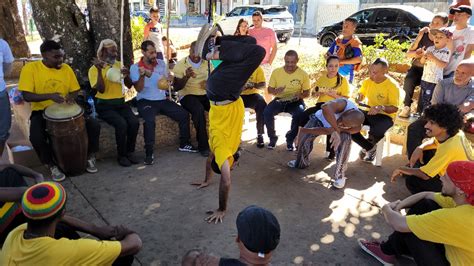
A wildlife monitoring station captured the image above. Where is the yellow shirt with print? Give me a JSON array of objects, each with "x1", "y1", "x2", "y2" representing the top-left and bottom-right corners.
[
  {"x1": 358, "y1": 77, "x2": 400, "y2": 119},
  {"x1": 173, "y1": 57, "x2": 208, "y2": 97},
  {"x1": 269, "y1": 67, "x2": 310, "y2": 101},
  {"x1": 315, "y1": 72, "x2": 350, "y2": 103},
  {"x1": 420, "y1": 131, "x2": 473, "y2": 177},
  {"x1": 406, "y1": 193, "x2": 474, "y2": 266},
  {"x1": 18, "y1": 61, "x2": 80, "y2": 111},
  {"x1": 88, "y1": 61, "x2": 124, "y2": 100},
  {"x1": 0, "y1": 224, "x2": 121, "y2": 265},
  {"x1": 241, "y1": 66, "x2": 266, "y2": 96}
]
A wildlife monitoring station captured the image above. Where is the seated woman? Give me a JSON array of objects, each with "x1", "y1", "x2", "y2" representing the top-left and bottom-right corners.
[{"x1": 294, "y1": 55, "x2": 350, "y2": 159}]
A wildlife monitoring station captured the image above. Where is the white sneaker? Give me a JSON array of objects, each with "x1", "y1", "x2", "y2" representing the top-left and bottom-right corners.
[
  {"x1": 399, "y1": 106, "x2": 410, "y2": 118},
  {"x1": 50, "y1": 166, "x2": 66, "y2": 182},
  {"x1": 287, "y1": 160, "x2": 296, "y2": 168},
  {"x1": 86, "y1": 157, "x2": 98, "y2": 173},
  {"x1": 333, "y1": 177, "x2": 347, "y2": 189}
]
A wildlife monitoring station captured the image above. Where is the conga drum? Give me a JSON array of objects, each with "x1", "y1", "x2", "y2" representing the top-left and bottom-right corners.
[{"x1": 43, "y1": 103, "x2": 88, "y2": 176}]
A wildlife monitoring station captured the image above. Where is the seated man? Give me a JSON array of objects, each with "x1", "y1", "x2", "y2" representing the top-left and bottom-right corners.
[
  {"x1": 172, "y1": 41, "x2": 210, "y2": 157},
  {"x1": 182, "y1": 205, "x2": 280, "y2": 265},
  {"x1": 359, "y1": 161, "x2": 474, "y2": 266},
  {"x1": 241, "y1": 65, "x2": 267, "y2": 148},
  {"x1": 391, "y1": 103, "x2": 473, "y2": 194},
  {"x1": 0, "y1": 163, "x2": 43, "y2": 245},
  {"x1": 288, "y1": 98, "x2": 364, "y2": 189},
  {"x1": 352, "y1": 58, "x2": 400, "y2": 162},
  {"x1": 19, "y1": 40, "x2": 99, "y2": 181},
  {"x1": 131, "y1": 40, "x2": 198, "y2": 165},
  {"x1": 191, "y1": 25, "x2": 265, "y2": 223},
  {"x1": 0, "y1": 181, "x2": 142, "y2": 265},
  {"x1": 406, "y1": 60, "x2": 474, "y2": 159},
  {"x1": 0, "y1": 38, "x2": 13, "y2": 156},
  {"x1": 264, "y1": 50, "x2": 310, "y2": 150},
  {"x1": 89, "y1": 39, "x2": 139, "y2": 167}
]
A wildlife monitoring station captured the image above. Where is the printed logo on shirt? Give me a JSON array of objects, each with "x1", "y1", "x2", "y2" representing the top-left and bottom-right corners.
[
  {"x1": 150, "y1": 27, "x2": 160, "y2": 33},
  {"x1": 289, "y1": 79, "x2": 302, "y2": 88},
  {"x1": 376, "y1": 93, "x2": 386, "y2": 102},
  {"x1": 45, "y1": 79, "x2": 65, "y2": 93}
]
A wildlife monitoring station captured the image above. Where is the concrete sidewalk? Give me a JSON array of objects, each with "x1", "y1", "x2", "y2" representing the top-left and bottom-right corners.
[{"x1": 53, "y1": 115, "x2": 416, "y2": 265}]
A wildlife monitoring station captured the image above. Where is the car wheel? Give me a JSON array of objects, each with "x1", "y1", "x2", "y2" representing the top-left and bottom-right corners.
[
  {"x1": 278, "y1": 35, "x2": 290, "y2": 43},
  {"x1": 320, "y1": 33, "x2": 336, "y2": 47}
]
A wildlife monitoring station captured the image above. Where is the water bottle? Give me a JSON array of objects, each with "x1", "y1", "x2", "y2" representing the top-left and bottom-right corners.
[{"x1": 87, "y1": 96, "x2": 97, "y2": 119}]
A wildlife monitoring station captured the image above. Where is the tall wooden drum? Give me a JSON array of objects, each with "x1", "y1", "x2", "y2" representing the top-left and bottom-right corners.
[{"x1": 43, "y1": 103, "x2": 88, "y2": 176}]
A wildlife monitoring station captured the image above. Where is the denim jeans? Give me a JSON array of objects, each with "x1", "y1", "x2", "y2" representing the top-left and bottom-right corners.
[
  {"x1": 0, "y1": 90, "x2": 11, "y2": 143},
  {"x1": 241, "y1": 93, "x2": 267, "y2": 135},
  {"x1": 263, "y1": 99, "x2": 305, "y2": 145}
]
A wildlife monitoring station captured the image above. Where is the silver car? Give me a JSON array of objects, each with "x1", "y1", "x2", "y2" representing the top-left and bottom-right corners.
[{"x1": 217, "y1": 5, "x2": 294, "y2": 42}]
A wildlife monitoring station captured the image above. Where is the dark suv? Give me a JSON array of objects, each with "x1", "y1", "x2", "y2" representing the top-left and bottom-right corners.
[{"x1": 316, "y1": 5, "x2": 433, "y2": 47}]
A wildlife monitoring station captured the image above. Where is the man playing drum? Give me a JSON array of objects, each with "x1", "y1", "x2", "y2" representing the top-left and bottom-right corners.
[
  {"x1": 19, "y1": 40, "x2": 98, "y2": 181},
  {"x1": 89, "y1": 39, "x2": 139, "y2": 167}
]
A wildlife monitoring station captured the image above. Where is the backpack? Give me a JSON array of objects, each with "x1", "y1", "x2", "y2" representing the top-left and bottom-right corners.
[{"x1": 335, "y1": 36, "x2": 363, "y2": 72}]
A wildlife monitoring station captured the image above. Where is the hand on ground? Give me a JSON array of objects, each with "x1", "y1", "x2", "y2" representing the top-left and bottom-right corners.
[
  {"x1": 205, "y1": 210, "x2": 225, "y2": 224},
  {"x1": 191, "y1": 181, "x2": 209, "y2": 189}
]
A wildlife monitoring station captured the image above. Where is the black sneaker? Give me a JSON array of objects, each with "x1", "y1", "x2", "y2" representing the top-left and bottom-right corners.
[
  {"x1": 256, "y1": 135, "x2": 264, "y2": 148},
  {"x1": 363, "y1": 149, "x2": 377, "y2": 163},
  {"x1": 359, "y1": 149, "x2": 367, "y2": 160},
  {"x1": 144, "y1": 154, "x2": 154, "y2": 165},
  {"x1": 286, "y1": 142, "x2": 294, "y2": 151},
  {"x1": 196, "y1": 25, "x2": 218, "y2": 58},
  {"x1": 118, "y1": 156, "x2": 132, "y2": 167},
  {"x1": 179, "y1": 144, "x2": 198, "y2": 153},
  {"x1": 127, "y1": 153, "x2": 140, "y2": 164},
  {"x1": 200, "y1": 149, "x2": 210, "y2": 157},
  {"x1": 267, "y1": 137, "x2": 278, "y2": 149}
]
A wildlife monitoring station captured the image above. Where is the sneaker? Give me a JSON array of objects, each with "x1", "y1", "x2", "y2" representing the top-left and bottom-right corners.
[
  {"x1": 358, "y1": 239, "x2": 395, "y2": 266},
  {"x1": 127, "y1": 153, "x2": 140, "y2": 164},
  {"x1": 118, "y1": 156, "x2": 132, "y2": 167},
  {"x1": 194, "y1": 24, "x2": 210, "y2": 57},
  {"x1": 144, "y1": 154, "x2": 154, "y2": 165},
  {"x1": 86, "y1": 157, "x2": 98, "y2": 173},
  {"x1": 286, "y1": 143, "x2": 294, "y2": 151},
  {"x1": 359, "y1": 149, "x2": 367, "y2": 160},
  {"x1": 399, "y1": 106, "x2": 410, "y2": 118},
  {"x1": 363, "y1": 149, "x2": 376, "y2": 163},
  {"x1": 50, "y1": 166, "x2": 66, "y2": 182},
  {"x1": 333, "y1": 177, "x2": 347, "y2": 189},
  {"x1": 287, "y1": 160, "x2": 296, "y2": 168},
  {"x1": 267, "y1": 137, "x2": 278, "y2": 149},
  {"x1": 200, "y1": 149, "x2": 210, "y2": 157},
  {"x1": 256, "y1": 135, "x2": 264, "y2": 148},
  {"x1": 179, "y1": 144, "x2": 198, "y2": 153},
  {"x1": 195, "y1": 25, "x2": 218, "y2": 58}
]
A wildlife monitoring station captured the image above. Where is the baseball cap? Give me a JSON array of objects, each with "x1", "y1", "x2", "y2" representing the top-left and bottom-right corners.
[
  {"x1": 236, "y1": 205, "x2": 281, "y2": 257},
  {"x1": 450, "y1": 5, "x2": 472, "y2": 16},
  {"x1": 446, "y1": 161, "x2": 474, "y2": 206},
  {"x1": 430, "y1": 27, "x2": 453, "y2": 38}
]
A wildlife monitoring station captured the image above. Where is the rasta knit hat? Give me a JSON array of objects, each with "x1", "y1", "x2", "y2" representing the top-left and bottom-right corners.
[
  {"x1": 236, "y1": 205, "x2": 280, "y2": 257},
  {"x1": 446, "y1": 161, "x2": 474, "y2": 205},
  {"x1": 22, "y1": 182, "x2": 67, "y2": 220}
]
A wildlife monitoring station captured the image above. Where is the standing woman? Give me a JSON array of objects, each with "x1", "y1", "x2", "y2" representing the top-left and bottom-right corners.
[
  {"x1": 296, "y1": 55, "x2": 350, "y2": 159},
  {"x1": 234, "y1": 18, "x2": 249, "y2": 36}
]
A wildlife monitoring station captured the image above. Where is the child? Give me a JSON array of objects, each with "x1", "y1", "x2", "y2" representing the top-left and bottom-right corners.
[
  {"x1": 399, "y1": 13, "x2": 449, "y2": 118},
  {"x1": 419, "y1": 28, "x2": 452, "y2": 112},
  {"x1": 144, "y1": 7, "x2": 165, "y2": 60}
]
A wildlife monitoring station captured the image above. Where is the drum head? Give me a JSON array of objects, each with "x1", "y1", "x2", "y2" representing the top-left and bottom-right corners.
[{"x1": 44, "y1": 103, "x2": 83, "y2": 120}]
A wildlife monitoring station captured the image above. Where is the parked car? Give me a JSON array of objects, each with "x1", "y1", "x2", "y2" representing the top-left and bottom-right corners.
[
  {"x1": 316, "y1": 5, "x2": 433, "y2": 47},
  {"x1": 131, "y1": 10, "x2": 151, "y2": 23},
  {"x1": 216, "y1": 5, "x2": 294, "y2": 42}
]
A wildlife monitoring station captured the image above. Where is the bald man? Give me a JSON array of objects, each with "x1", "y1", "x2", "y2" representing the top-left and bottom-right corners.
[
  {"x1": 406, "y1": 60, "x2": 474, "y2": 159},
  {"x1": 288, "y1": 98, "x2": 364, "y2": 189}
]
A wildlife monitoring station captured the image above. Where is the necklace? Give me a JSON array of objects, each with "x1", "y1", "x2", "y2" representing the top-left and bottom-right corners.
[{"x1": 23, "y1": 231, "x2": 53, "y2": 239}]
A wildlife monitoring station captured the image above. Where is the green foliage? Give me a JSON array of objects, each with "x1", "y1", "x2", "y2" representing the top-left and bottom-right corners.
[
  {"x1": 362, "y1": 33, "x2": 411, "y2": 66},
  {"x1": 131, "y1": 16, "x2": 146, "y2": 51}
]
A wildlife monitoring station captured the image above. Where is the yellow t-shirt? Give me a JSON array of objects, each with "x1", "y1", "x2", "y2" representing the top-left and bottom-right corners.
[
  {"x1": 173, "y1": 57, "x2": 209, "y2": 97},
  {"x1": 208, "y1": 98, "x2": 244, "y2": 169},
  {"x1": 88, "y1": 61, "x2": 124, "y2": 100},
  {"x1": 269, "y1": 67, "x2": 310, "y2": 101},
  {"x1": 241, "y1": 66, "x2": 266, "y2": 96},
  {"x1": 420, "y1": 131, "x2": 473, "y2": 177},
  {"x1": 0, "y1": 224, "x2": 121, "y2": 265},
  {"x1": 406, "y1": 193, "x2": 474, "y2": 266},
  {"x1": 358, "y1": 77, "x2": 400, "y2": 119},
  {"x1": 18, "y1": 61, "x2": 80, "y2": 111},
  {"x1": 315, "y1": 72, "x2": 350, "y2": 103}
]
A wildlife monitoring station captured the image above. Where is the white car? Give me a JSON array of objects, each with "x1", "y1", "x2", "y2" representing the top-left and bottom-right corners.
[{"x1": 216, "y1": 5, "x2": 294, "y2": 42}]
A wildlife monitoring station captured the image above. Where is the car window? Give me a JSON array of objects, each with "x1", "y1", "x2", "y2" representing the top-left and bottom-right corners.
[
  {"x1": 263, "y1": 6, "x2": 287, "y2": 15},
  {"x1": 229, "y1": 7, "x2": 244, "y2": 16},
  {"x1": 374, "y1": 9, "x2": 399, "y2": 23},
  {"x1": 350, "y1": 10, "x2": 376, "y2": 24},
  {"x1": 242, "y1": 7, "x2": 256, "y2": 16}
]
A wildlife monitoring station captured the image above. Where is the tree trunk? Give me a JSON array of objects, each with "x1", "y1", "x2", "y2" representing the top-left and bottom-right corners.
[
  {"x1": 0, "y1": 0, "x2": 30, "y2": 57},
  {"x1": 87, "y1": 0, "x2": 134, "y2": 66},
  {"x1": 21, "y1": 0, "x2": 29, "y2": 36},
  {"x1": 30, "y1": 0, "x2": 94, "y2": 86}
]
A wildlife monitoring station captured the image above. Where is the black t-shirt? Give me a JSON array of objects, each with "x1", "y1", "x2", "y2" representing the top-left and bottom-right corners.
[
  {"x1": 412, "y1": 32, "x2": 434, "y2": 67},
  {"x1": 206, "y1": 62, "x2": 245, "y2": 102},
  {"x1": 219, "y1": 258, "x2": 247, "y2": 266}
]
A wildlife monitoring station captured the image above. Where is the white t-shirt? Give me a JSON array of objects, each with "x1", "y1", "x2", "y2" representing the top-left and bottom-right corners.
[
  {"x1": 0, "y1": 39, "x2": 14, "y2": 92},
  {"x1": 445, "y1": 25, "x2": 474, "y2": 75},
  {"x1": 422, "y1": 46, "x2": 450, "y2": 84}
]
